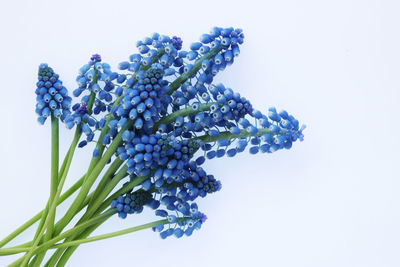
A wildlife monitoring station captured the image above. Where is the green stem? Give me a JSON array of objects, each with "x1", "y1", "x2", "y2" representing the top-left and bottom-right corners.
[
  {"x1": 39, "y1": 158, "x2": 122, "y2": 248},
  {"x1": 47, "y1": 115, "x2": 60, "y2": 238},
  {"x1": 46, "y1": 166, "x2": 130, "y2": 265},
  {"x1": 46, "y1": 170, "x2": 149, "y2": 265},
  {"x1": 78, "y1": 91, "x2": 100, "y2": 187},
  {"x1": 43, "y1": 209, "x2": 114, "y2": 250},
  {"x1": 0, "y1": 182, "x2": 187, "y2": 257},
  {"x1": 0, "y1": 247, "x2": 27, "y2": 256},
  {"x1": 168, "y1": 47, "x2": 222, "y2": 94},
  {"x1": 83, "y1": 116, "x2": 115, "y2": 208},
  {"x1": 49, "y1": 129, "x2": 80, "y2": 225},
  {"x1": 82, "y1": 162, "x2": 126, "y2": 220},
  {"x1": 55, "y1": 217, "x2": 191, "y2": 267},
  {"x1": 15, "y1": 160, "x2": 123, "y2": 261},
  {"x1": 18, "y1": 118, "x2": 74, "y2": 266},
  {"x1": 0, "y1": 152, "x2": 81, "y2": 249},
  {"x1": 33, "y1": 122, "x2": 129, "y2": 266},
  {"x1": 32, "y1": 128, "x2": 81, "y2": 266},
  {"x1": 80, "y1": 159, "x2": 125, "y2": 222},
  {"x1": 15, "y1": 115, "x2": 59, "y2": 267},
  {"x1": 0, "y1": 211, "x2": 115, "y2": 257},
  {"x1": 153, "y1": 102, "x2": 216, "y2": 130},
  {"x1": 53, "y1": 121, "x2": 132, "y2": 237},
  {"x1": 19, "y1": 116, "x2": 59, "y2": 266},
  {"x1": 32, "y1": 140, "x2": 74, "y2": 242},
  {"x1": 58, "y1": 218, "x2": 188, "y2": 249},
  {"x1": 16, "y1": 167, "x2": 118, "y2": 254},
  {"x1": 46, "y1": 214, "x2": 108, "y2": 266},
  {"x1": 29, "y1": 92, "x2": 96, "y2": 253},
  {"x1": 51, "y1": 161, "x2": 125, "y2": 248},
  {"x1": 5, "y1": 211, "x2": 115, "y2": 266},
  {"x1": 9, "y1": 171, "x2": 108, "y2": 267},
  {"x1": 194, "y1": 128, "x2": 284, "y2": 143}
]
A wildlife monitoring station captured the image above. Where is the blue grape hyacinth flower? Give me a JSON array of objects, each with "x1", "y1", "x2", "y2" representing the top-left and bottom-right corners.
[{"x1": 35, "y1": 64, "x2": 72, "y2": 124}]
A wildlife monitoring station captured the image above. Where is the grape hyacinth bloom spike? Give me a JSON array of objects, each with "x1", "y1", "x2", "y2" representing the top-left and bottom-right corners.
[
  {"x1": 35, "y1": 64, "x2": 72, "y2": 124},
  {"x1": 64, "y1": 54, "x2": 122, "y2": 147}
]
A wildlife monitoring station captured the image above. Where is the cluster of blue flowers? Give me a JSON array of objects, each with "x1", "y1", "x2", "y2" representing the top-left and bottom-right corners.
[
  {"x1": 112, "y1": 152, "x2": 220, "y2": 238},
  {"x1": 111, "y1": 189, "x2": 155, "y2": 219},
  {"x1": 35, "y1": 26, "x2": 305, "y2": 239},
  {"x1": 174, "y1": 26, "x2": 243, "y2": 80},
  {"x1": 35, "y1": 64, "x2": 72, "y2": 124},
  {"x1": 118, "y1": 33, "x2": 183, "y2": 74},
  {"x1": 151, "y1": 164, "x2": 216, "y2": 238},
  {"x1": 112, "y1": 63, "x2": 171, "y2": 133},
  {"x1": 108, "y1": 27, "x2": 305, "y2": 238},
  {"x1": 63, "y1": 54, "x2": 125, "y2": 147},
  {"x1": 154, "y1": 208, "x2": 208, "y2": 239},
  {"x1": 72, "y1": 54, "x2": 117, "y2": 113},
  {"x1": 117, "y1": 131, "x2": 200, "y2": 178}
]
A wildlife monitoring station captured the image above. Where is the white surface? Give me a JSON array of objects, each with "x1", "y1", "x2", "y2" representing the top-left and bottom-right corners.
[{"x1": 1, "y1": 0, "x2": 400, "y2": 266}]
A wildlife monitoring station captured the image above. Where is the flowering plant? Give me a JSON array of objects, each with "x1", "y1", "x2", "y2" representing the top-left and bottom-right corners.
[{"x1": 0, "y1": 26, "x2": 305, "y2": 266}]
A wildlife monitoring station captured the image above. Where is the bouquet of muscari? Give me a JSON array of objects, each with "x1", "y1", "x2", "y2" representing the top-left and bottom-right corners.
[{"x1": 0, "y1": 26, "x2": 305, "y2": 266}]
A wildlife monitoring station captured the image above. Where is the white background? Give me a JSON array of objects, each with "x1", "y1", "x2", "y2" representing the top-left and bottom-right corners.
[{"x1": 1, "y1": 0, "x2": 400, "y2": 266}]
